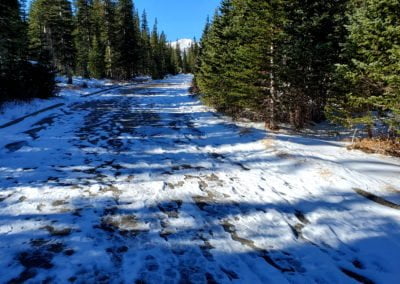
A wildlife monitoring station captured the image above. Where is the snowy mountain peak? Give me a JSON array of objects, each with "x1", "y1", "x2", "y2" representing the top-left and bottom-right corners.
[{"x1": 170, "y1": 38, "x2": 194, "y2": 50}]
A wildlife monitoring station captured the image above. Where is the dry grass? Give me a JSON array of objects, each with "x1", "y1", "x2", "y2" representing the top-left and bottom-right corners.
[
  {"x1": 262, "y1": 137, "x2": 276, "y2": 148},
  {"x1": 319, "y1": 168, "x2": 333, "y2": 178},
  {"x1": 384, "y1": 184, "x2": 400, "y2": 194},
  {"x1": 348, "y1": 138, "x2": 400, "y2": 157}
]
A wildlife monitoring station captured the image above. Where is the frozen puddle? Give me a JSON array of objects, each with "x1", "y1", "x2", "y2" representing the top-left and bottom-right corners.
[{"x1": 0, "y1": 74, "x2": 399, "y2": 283}]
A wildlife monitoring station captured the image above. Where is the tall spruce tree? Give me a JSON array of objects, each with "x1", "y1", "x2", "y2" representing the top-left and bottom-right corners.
[
  {"x1": 174, "y1": 42, "x2": 183, "y2": 72},
  {"x1": 327, "y1": 0, "x2": 400, "y2": 137},
  {"x1": 185, "y1": 39, "x2": 199, "y2": 74},
  {"x1": 29, "y1": 0, "x2": 75, "y2": 83},
  {"x1": 195, "y1": 0, "x2": 351, "y2": 128},
  {"x1": 0, "y1": 0, "x2": 26, "y2": 67},
  {"x1": 140, "y1": 10, "x2": 152, "y2": 75},
  {"x1": 102, "y1": 0, "x2": 118, "y2": 78},
  {"x1": 182, "y1": 50, "x2": 189, "y2": 73},
  {"x1": 166, "y1": 44, "x2": 179, "y2": 75},
  {"x1": 1, "y1": 0, "x2": 55, "y2": 103},
  {"x1": 195, "y1": 1, "x2": 238, "y2": 114},
  {"x1": 279, "y1": 0, "x2": 348, "y2": 128},
  {"x1": 88, "y1": 0, "x2": 105, "y2": 78},
  {"x1": 115, "y1": 0, "x2": 140, "y2": 79},
  {"x1": 1, "y1": 0, "x2": 26, "y2": 102},
  {"x1": 74, "y1": 0, "x2": 93, "y2": 78},
  {"x1": 150, "y1": 19, "x2": 163, "y2": 79}
]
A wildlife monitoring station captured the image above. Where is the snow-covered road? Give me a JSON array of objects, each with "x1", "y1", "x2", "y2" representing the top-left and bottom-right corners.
[{"x1": 0, "y1": 75, "x2": 399, "y2": 283}]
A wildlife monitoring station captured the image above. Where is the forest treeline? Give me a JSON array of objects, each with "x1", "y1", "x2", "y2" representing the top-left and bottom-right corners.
[
  {"x1": 193, "y1": 0, "x2": 399, "y2": 137},
  {"x1": 0, "y1": 0, "x2": 199, "y2": 103}
]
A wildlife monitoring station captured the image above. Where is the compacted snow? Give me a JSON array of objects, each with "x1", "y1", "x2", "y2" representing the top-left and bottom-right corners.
[
  {"x1": 0, "y1": 76, "x2": 118, "y2": 126},
  {"x1": 0, "y1": 75, "x2": 399, "y2": 283}
]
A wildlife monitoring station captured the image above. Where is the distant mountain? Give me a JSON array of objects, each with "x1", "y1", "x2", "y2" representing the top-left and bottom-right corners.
[{"x1": 170, "y1": 39, "x2": 194, "y2": 50}]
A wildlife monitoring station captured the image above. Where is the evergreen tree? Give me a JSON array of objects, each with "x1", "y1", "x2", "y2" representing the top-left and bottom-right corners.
[
  {"x1": 185, "y1": 39, "x2": 199, "y2": 74},
  {"x1": 279, "y1": 0, "x2": 348, "y2": 128},
  {"x1": 1, "y1": 0, "x2": 26, "y2": 102},
  {"x1": 182, "y1": 50, "x2": 189, "y2": 73},
  {"x1": 327, "y1": 0, "x2": 400, "y2": 137},
  {"x1": 166, "y1": 44, "x2": 179, "y2": 75},
  {"x1": 29, "y1": 0, "x2": 75, "y2": 83},
  {"x1": 195, "y1": 1, "x2": 239, "y2": 114},
  {"x1": 133, "y1": 9, "x2": 142, "y2": 74},
  {"x1": 102, "y1": 0, "x2": 118, "y2": 78},
  {"x1": 74, "y1": 0, "x2": 93, "y2": 78},
  {"x1": 88, "y1": 0, "x2": 105, "y2": 78},
  {"x1": 195, "y1": 0, "x2": 349, "y2": 128},
  {"x1": 114, "y1": 0, "x2": 140, "y2": 79},
  {"x1": 0, "y1": 0, "x2": 26, "y2": 67},
  {"x1": 150, "y1": 19, "x2": 163, "y2": 79},
  {"x1": 140, "y1": 10, "x2": 152, "y2": 75},
  {"x1": 174, "y1": 42, "x2": 183, "y2": 72},
  {"x1": 1, "y1": 0, "x2": 55, "y2": 103}
]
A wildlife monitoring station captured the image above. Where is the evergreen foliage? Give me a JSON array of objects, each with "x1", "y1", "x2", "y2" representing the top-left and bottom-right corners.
[
  {"x1": 1, "y1": 0, "x2": 183, "y2": 104},
  {"x1": 326, "y1": 0, "x2": 400, "y2": 136},
  {"x1": 27, "y1": 0, "x2": 181, "y2": 81},
  {"x1": 278, "y1": 0, "x2": 348, "y2": 128},
  {"x1": 28, "y1": 0, "x2": 75, "y2": 83},
  {"x1": 1, "y1": 0, "x2": 55, "y2": 104},
  {"x1": 139, "y1": 10, "x2": 152, "y2": 75},
  {"x1": 195, "y1": 0, "x2": 347, "y2": 127},
  {"x1": 74, "y1": 0, "x2": 93, "y2": 78},
  {"x1": 88, "y1": 0, "x2": 105, "y2": 78},
  {"x1": 195, "y1": 0, "x2": 398, "y2": 136}
]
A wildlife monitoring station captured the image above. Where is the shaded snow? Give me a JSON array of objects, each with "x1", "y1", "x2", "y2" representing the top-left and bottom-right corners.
[
  {"x1": 0, "y1": 77, "x2": 113, "y2": 126},
  {"x1": 0, "y1": 75, "x2": 399, "y2": 283}
]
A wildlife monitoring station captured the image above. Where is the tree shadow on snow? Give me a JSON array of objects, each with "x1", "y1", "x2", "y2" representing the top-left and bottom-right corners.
[{"x1": 0, "y1": 80, "x2": 399, "y2": 283}]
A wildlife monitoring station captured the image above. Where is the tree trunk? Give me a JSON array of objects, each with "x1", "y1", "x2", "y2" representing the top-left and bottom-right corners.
[
  {"x1": 367, "y1": 125, "x2": 373, "y2": 138},
  {"x1": 267, "y1": 43, "x2": 279, "y2": 130}
]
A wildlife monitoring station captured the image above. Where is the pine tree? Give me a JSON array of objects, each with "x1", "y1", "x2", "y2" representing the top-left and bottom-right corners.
[
  {"x1": 166, "y1": 44, "x2": 179, "y2": 75},
  {"x1": 194, "y1": 0, "x2": 350, "y2": 129},
  {"x1": 185, "y1": 39, "x2": 199, "y2": 74},
  {"x1": 29, "y1": 0, "x2": 75, "y2": 83},
  {"x1": 277, "y1": 0, "x2": 348, "y2": 128},
  {"x1": 114, "y1": 0, "x2": 140, "y2": 79},
  {"x1": 174, "y1": 42, "x2": 183, "y2": 72},
  {"x1": 74, "y1": 0, "x2": 93, "y2": 78},
  {"x1": 150, "y1": 19, "x2": 162, "y2": 79},
  {"x1": 1, "y1": 0, "x2": 26, "y2": 102},
  {"x1": 133, "y1": 9, "x2": 141, "y2": 74},
  {"x1": 102, "y1": 0, "x2": 118, "y2": 78},
  {"x1": 327, "y1": 0, "x2": 400, "y2": 137},
  {"x1": 195, "y1": 0, "x2": 238, "y2": 113},
  {"x1": 140, "y1": 10, "x2": 152, "y2": 75},
  {"x1": 0, "y1": 0, "x2": 26, "y2": 67},
  {"x1": 88, "y1": 0, "x2": 105, "y2": 78},
  {"x1": 182, "y1": 50, "x2": 189, "y2": 73},
  {"x1": 1, "y1": 0, "x2": 55, "y2": 103}
]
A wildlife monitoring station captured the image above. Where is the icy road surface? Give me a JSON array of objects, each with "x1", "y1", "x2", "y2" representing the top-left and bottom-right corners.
[{"x1": 0, "y1": 75, "x2": 399, "y2": 283}]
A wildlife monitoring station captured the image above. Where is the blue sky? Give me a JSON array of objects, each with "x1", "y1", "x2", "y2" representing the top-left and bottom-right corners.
[
  {"x1": 26, "y1": 0, "x2": 221, "y2": 41},
  {"x1": 134, "y1": 0, "x2": 221, "y2": 41}
]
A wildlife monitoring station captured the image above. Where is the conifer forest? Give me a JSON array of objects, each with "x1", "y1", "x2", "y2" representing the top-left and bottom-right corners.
[{"x1": 0, "y1": 1, "x2": 399, "y2": 283}]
